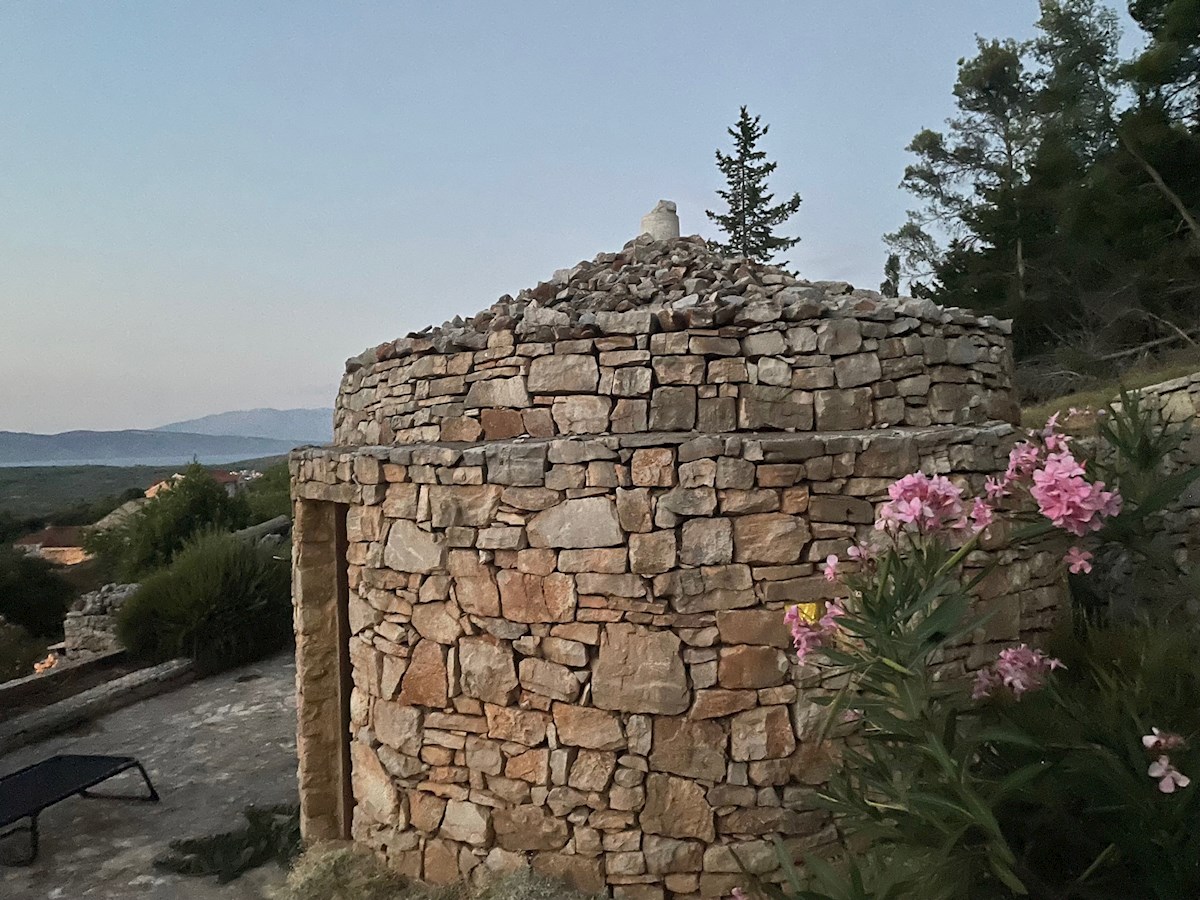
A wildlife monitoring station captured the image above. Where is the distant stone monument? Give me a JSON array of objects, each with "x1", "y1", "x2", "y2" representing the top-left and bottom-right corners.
[{"x1": 639, "y1": 199, "x2": 680, "y2": 241}]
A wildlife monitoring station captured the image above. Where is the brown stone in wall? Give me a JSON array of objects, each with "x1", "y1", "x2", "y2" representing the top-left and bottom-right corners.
[
  {"x1": 592, "y1": 624, "x2": 689, "y2": 715},
  {"x1": 641, "y1": 773, "x2": 715, "y2": 841},
  {"x1": 458, "y1": 636, "x2": 518, "y2": 705},
  {"x1": 497, "y1": 571, "x2": 577, "y2": 623},
  {"x1": 398, "y1": 639, "x2": 448, "y2": 707}
]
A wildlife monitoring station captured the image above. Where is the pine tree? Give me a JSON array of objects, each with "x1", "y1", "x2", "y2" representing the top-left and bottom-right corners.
[
  {"x1": 706, "y1": 106, "x2": 802, "y2": 264},
  {"x1": 881, "y1": 254, "x2": 901, "y2": 298}
]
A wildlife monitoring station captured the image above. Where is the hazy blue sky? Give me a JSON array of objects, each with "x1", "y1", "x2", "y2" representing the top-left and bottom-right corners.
[{"x1": 0, "y1": 2, "x2": 1139, "y2": 433}]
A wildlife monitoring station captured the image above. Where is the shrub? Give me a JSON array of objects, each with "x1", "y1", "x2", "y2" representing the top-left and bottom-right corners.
[
  {"x1": 747, "y1": 413, "x2": 1200, "y2": 899},
  {"x1": 245, "y1": 462, "x2": 292, "y2": 524},
  {"x1": 0, "y1": 545, "x2": 73, "y2": 638},
  {"x1": 88, "y1": 463, "x2": 251, "y2": 580},
  {"x1": 0, "y1": 619, "x2": 47, "y2": 682},
  {"x1": 116, "y1": 530, "x2": 290, "y2": 675}
]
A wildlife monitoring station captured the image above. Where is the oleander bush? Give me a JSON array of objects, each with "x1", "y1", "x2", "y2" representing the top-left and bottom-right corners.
[{"x1": 741, "y1": 401, "x2": 1200, "y2": 900}]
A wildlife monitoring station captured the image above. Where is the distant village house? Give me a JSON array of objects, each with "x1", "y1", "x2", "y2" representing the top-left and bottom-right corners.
[
  {"x1": 144, "y1": 468, "x2": 261, "y2": 499},
  {"x1": 12, "y1": 525, "x2": 91, "y2": 566}
]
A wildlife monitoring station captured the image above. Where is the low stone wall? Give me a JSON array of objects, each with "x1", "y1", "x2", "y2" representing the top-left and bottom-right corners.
[
  {"x1": 336, "y1": 237, "x2": 1018, "y2": 447},
  {"x1": 292, "y1": 426, "x2": 1065, "y2": 897},
  {"x1": 1111, "y1": 375, "x2": 1200, "y2": 582},
  {"x1": 63, "y1": 583, "x2": 138, "y2": 660}
]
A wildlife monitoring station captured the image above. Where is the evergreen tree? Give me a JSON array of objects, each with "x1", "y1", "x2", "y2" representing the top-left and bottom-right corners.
[
  {"x1": 881, "y1": 253, "x2": 901, "y2": 297},
  {"x1": 706, "y1": 106, "x2": 802, "y2": 264}
]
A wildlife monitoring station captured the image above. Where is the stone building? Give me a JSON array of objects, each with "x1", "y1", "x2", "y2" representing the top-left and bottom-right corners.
[{"x1": 290, "y1": 221, "x2": 1066, "y2": 897}]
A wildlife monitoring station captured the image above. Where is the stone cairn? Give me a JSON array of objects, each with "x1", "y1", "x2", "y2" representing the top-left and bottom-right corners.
[
  {"x1": 292, "y1": 222, "x2": 1066, "y2": 898},
  {"x1": 63, "y1": 583, "x2": 138, "y2": 660}
]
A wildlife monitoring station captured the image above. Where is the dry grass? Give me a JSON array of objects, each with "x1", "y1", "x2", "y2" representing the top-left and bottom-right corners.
[
  {"x1": 1021, "y1": 348, "x2": 1200, "y2": 428},
  {"x1": 274, "y1": 845, "x2": 601, "y2": 900}
]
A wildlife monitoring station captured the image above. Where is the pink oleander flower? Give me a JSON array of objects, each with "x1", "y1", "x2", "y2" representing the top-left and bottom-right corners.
[
  {"x1": 1029, "y1": 450, "x2": 1122, "y2": 536},
  {"x1": 846, "y1": 542, "x2": 874, "y2": 562},
  {"x1": 876, "y1": 472, "x2": 965, "y2": 534},
  {"x1": 973, "y1": 644, "x2": 1063, "y2": 700},
  {"x1": 984, "y1": 475, "x2": 1009, "y2": 500},
  {"x1": 1064, "y1": 546, "x2": 1093, "y2": 574},
  {"x1": 1005, "y1": 441, "x2": 1043, "y2": 483},
  {"x1": 1143, "y1": 728, "x2": 1186, "y2": 752},
  {"x1": 823, "y1": 554, "x2": 839, "y2": 583},
  {"x1": 785, "y1": 602, "x2": 844, "y2": 665},
  {"x1": 970, "y1": 497, "x2": 994, "y2": 532},
  {"x1": 1149, "y1": 756, "x2": 1191, "y2": 793}
]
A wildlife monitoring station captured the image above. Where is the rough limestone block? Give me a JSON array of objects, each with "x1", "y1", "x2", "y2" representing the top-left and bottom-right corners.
[{"x1": 592, "y1": 624, "x2": 689, "y2": 714}]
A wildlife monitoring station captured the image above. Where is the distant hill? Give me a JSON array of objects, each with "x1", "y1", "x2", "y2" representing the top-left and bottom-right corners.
[
  {"x1": 0, "y1": 430, "x2": 300, "y2": 467},
  {"x1": 154, "y1": 408, "x2": 333, "y2": 444}
]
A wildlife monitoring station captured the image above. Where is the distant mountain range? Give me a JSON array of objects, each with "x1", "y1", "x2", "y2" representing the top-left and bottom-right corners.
[
  {"x1": 0, "y1": 408, "x2": 335, "y2": 467},
  {"x1": 155, "y1": 408, "x2": 333, "y2": 443}
]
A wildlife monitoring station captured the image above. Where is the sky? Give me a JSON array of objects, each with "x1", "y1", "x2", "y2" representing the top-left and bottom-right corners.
[{"x1": 0, "y1": 2, "x2": 1143, "y2": 433}]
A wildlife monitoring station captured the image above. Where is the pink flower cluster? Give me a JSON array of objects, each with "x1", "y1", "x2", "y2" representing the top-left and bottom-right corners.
[
  {"x1": 876, "y1": 473, "x2": 961, "y2": 533},
  {"x1": 1143, "y1": 728, "x2": 1190, "y2": 793},
  {"x1": 785, "y1": 602, "x2": 844, "y2": 665},
  {"x1": 972, "y1": 644, "x2": 1063, "y2": 700},
  {"x1": 874, "y1": 472, "x2": 995, "y2": 536},
  {"x1": 1029, "y1": 451, "x2": 1122, "y2": 537},
  {"x1": 993, "y1": 417, "x2": 1122, "y2": 538}
]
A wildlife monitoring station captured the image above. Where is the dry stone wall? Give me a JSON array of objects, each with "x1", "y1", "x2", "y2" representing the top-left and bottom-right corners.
[
  {"x1": 292, "y1": 428, "x2": 1065, "y2": 897},
  {"x1": 1108, "y1": 374, "x2": 1200, "y2": 582},
  {"x1": 63, "y1": 583, "x2": 137, "y2": 660},
  {"x1": 335, "y1": 236, "x2": 1018, "y2": 447},
  {"x1": 294, "y1": 233, "x2": 1067, "y2": 898}
]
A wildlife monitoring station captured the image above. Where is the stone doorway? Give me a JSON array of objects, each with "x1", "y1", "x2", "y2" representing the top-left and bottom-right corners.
[{"x1": 292, "y1": 500, "x2": 352, "y2": 841}]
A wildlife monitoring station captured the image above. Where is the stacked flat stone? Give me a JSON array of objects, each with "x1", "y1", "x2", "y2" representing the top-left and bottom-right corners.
[
  {"x1": 1101, "y1": 375, "x2": 1200, "y2": 590},
  {"x1": 63, "y1": 583, "x2": 138, "y2": 659},
  {"x1": 335, "y1": 235, "x2": 1018, "y2": 447},
  {"x1": 292, "y1": 235, "x2": 1067, "y2": 899}
]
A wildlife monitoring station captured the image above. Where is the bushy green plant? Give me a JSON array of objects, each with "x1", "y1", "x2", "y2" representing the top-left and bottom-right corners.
[
  {"x1": 116, "y1": 530, "x2": 290, "y2": 675},
  {"x1": 88, "y1": 463, "x2": 251, "y2": 580},
  {"x1": 1069, "y1": 390, "x2": 1200, "y2": 622},
  {"x1": 988, "y1": 624, "x2": 1200, "y2": 899},
  {"x1": 246, "y1": 462, "x2": 292, "y2": 524},
  {"x1": 0, "y1": 545, "x2": 73, "y2": 638},
  {"x1": 0, "y1": 618, "x2": 48, "y2": 682},
  {"x1": 745, "y1": 412, "x2": 1200, "y2": 899}
]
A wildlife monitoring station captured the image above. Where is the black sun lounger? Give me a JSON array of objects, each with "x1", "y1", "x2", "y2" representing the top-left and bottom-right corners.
[{"x1": 0, "y1": 754, "x2": 158, "y2": 865}]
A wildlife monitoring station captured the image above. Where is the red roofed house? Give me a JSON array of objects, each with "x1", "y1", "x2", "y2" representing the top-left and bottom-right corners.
[{"x1": 13, "y1": 526, "x2": 92, "y2": 566}]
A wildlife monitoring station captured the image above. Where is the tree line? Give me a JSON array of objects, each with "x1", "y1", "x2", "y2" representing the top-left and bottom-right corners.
[{"x1": 705, "y1": 0, "x2": 1200, "y2": 364}]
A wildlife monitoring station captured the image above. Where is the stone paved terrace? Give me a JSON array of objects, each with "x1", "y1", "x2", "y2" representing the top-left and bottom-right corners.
[{"x1": 0, "y1": 654, "x2": 297, "y2": 899}]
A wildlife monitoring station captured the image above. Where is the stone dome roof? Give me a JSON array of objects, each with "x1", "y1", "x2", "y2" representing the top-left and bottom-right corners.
[
  {"x1": 335, "y1": 235, "x2": 1016, "y2": 447},
  {"x1": 347, "y1": 234, "x2": 1005, "y2": 373}
]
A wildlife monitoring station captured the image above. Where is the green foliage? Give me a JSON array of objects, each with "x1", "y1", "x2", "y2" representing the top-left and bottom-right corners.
[
  {"x1": 116, "y1": 530, "x2": 290, "y2": 675},
  {"x1": 890, "y1": 0, "x2": 1200, "y2": 360},
  {"x1": 706, "y1": 106, "x2": 802, "y2": 264},
  {"x1": 991, "y1": 624, "x2": 1200, "y2": 899},
  {"x1": 246, "y1": 462, "x2": 292, "y2": 523},
  {"x1": 0, "y1": 546, "x2": 73, "y2": 638},
  {"x1": 89, "y1": 463, "x2": 251, "y2": 580},
  {"x1": 1070, "y1": 390, "x2": 1200, "y2": 621},
  {"x1": 156, "y1": 804, "x2": 300, "y2": 884},
  {"x1": 0, "y1": 619, "x2": 48, "y2": 682}
]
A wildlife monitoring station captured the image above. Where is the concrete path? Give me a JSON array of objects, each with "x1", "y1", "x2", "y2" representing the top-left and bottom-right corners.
[{"x1": 0, "y1": 653, "x2": 298, "y2": 900}]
